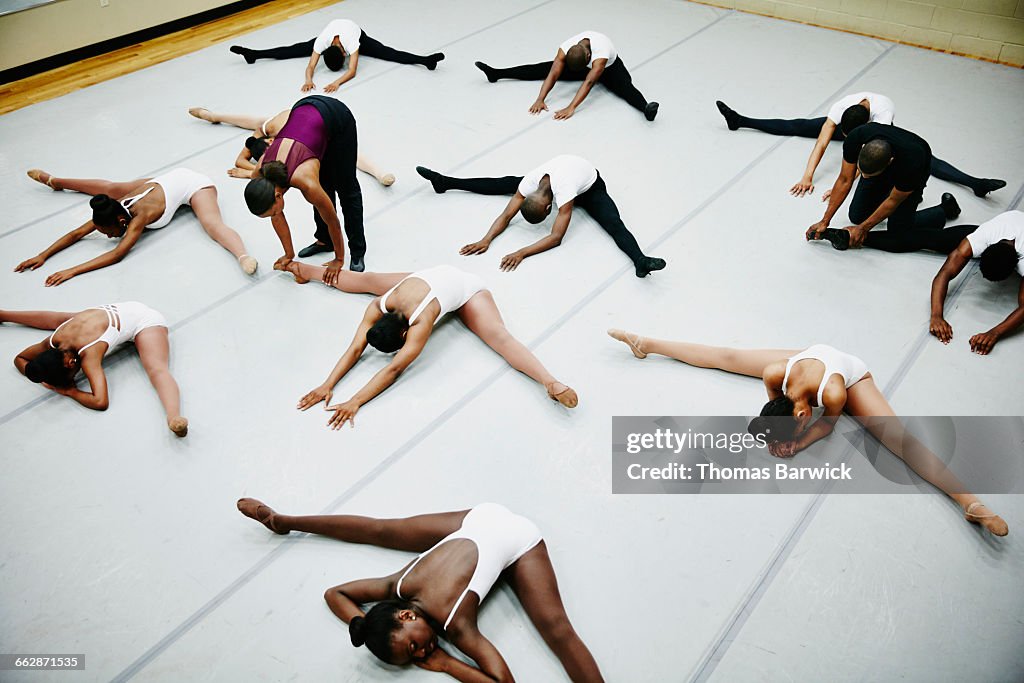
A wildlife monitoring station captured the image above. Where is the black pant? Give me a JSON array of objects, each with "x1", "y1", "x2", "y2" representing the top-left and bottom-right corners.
[
  {"x1": 848, "y1": 168, "x2": 945, "y2": 237},
  {"x1": 438, "y1": 172, "x2": 647, "y2": 265},
  {"x1": 244, "y1": 31, "x2": 430, "y2": 65},
  {"x1": 294, "y1": 96, "x2": 365, "y2": 258},
  {"x1": 864, "y1": 224, "x2": 977, "y2": 254},
  {"x1": 489, "y1": 58, "x2": 648, "y2": 112}
]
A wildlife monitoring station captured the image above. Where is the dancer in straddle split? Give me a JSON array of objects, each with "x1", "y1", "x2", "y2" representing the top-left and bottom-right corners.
[
  {"x1": 17, "y1": 168, "x2": 256, "y2": 285},
  {"x1": 281, "y1": 263, "x2": 577, "y2": 426},
  {"x1": 186, "y1": 106, "x2": 395, "y2": 186},
  {"x1": 4, "y1": 303, "x2": 188, "y2": 436},
  {"x1": 607, "y1": 330, "x2": 1008, "y2": 537},
  {"x1": 415, "y1": 155, "x2": 666, "y2": 277},
  {"x1": 930, "y1": 210, "x2": 1024, "y2": 355},
  {"x1": 236, "y1": 500, "x2": 603, "y2": 680},
  {"x1": 715, "y1": 92, "x2": 1005, "y2": 198},
  {"x1": 229, "y1": 18, "x2": 443, "y2": 92},
  {"x1": 475, "y1": 30, "x2": 658, "y2": 121}
]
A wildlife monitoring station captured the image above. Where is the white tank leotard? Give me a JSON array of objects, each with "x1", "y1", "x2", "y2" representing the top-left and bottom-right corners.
[
  {"x1": 119, "y1": 168, "x2": 213, "y2": 230},
  {"x1": 782, "y1": 344, "x2": 868, "y2": 406},
  {"x1": 379, "y1": 265, "x2": 487, "y2": 324},
  {"x1": 396, "y1": 503, "x2": 542, "y2": 630},
  {"x1": 50, "y1": 302, "x2": 168, "y2": 356}
]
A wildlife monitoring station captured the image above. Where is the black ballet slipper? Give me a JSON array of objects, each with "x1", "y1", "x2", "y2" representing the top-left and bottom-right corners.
[
  {"x1": 635, "y1": 256, "x2": 667, "y2": 278},
  {"x1": 715, "y1": 100, "x2": 740, "y2": 131},
  {"x1": 475, "y1": 61, "x2": 498, "y2": 83},
  {"x1": 941, "y1": 192, "x2": 961, "y2": 220},
  {"x1": 297, "y1": 242, "x2": 333, "y2": 258},
  {"x1": 644, "y1": 102, "x2": 660, "y2": 122},
  {"x1": 974, "y1": 178, "x2": 1006, "y2": 198},
  {"x1": 820, "y1": 228, "x2": 850, "y2": 251},
  {"x1": 416, "y1": 166, "x2": 449, "y2": 193},
  {"x1": 229, "y1": 45, "x2": 256, "y2": 64},
  {"x1": 424, "y1": 53, "x2": 445, "y2": 70}
]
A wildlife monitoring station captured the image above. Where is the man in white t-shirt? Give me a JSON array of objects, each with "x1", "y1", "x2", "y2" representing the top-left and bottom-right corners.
[
  {"x1": 714, "y1": 92, "x2": 1005, "y2": 199},
  {"x1": 230, "y1": 19, "x2": 444, "y2": 93},
  {"x1": 930, "y1": 210, "x2": 1024, "y2": 355},
  {"x1": 414, "y1": 156, "x2": 666, "y2": 277},
  {"x1": 474, "y1": 31, "x2": 659, "y2": 122}
]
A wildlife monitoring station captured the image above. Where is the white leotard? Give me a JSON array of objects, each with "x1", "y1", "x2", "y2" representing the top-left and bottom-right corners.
[
  {"x1": 379, "y1": 265, "x2": 487, "y2": 324},
  {"x1": 50, "y1": 302, "x2": 168, "y2": 356},
  {"x1": 782, "y1": 344, "x2": 868, "y2": 406},
  {"x1": 395, "y1": 504, "x2": 542, "y2": 630},
  {"x1": 119, "y1": 168, "x2": 213, "y2": 230}
]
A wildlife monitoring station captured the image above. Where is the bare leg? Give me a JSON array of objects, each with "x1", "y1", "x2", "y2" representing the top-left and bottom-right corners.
[
  {"x1": 189, "y1": 108, "x2": 265, "y2": 131},
  {"x1": 39, "y1": 174, "x2": 152, "y2": 197},
  {"x1": 505, "y1": 543, "x2": 604, "y2": 683},
  {"x1": 458, "y1": 291, "x2": 577, "y2": 407},
  {"x1": 133, "y1": 326, "x2": 187, "y2": 437},
  {"x1": 188, "y1": 188, "x2": 255, "y2": 273},
  {"x1": 285, "y1": 261, "x2": 408, "y2": 294},
  {"x1": 237, "y1": 498, "x2": 468, "y2": 550},
  {"x1": 0, "y1": 309, "x2": 78, "y2": 330},
  {"x1": 609, "y1": 331, "x2": 797, "y2": 379},
  {"x1": 355, "y1": 153, "x2": 395, "y2": 186},
  {"x1": 845, "y1": 378, "x2": 1007, "y2": 536}
]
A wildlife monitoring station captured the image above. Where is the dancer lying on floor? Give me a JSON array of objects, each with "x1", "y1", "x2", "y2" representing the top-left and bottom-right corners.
[
  {"x1": 283, "y1": 263, "x2": 577, "y2": 426},
  {"x1": 17, "y1": 168, "x2": 257, "y2": 285},
  {"x1": 607, "y1": 331, "x2": 1008, "y2": 537},
  {"x1": 237, "y1": 500, "x2": 603, "y2": 681},
  {"x1": 5, "y1": 303, "x2": 188, "y2": 436},
  {"x1": 186, "y1": 106, "x2": 395, "y2": 186},
  {"x1": 930, "y1": 210, "x2": 1024, "y2": 355}
]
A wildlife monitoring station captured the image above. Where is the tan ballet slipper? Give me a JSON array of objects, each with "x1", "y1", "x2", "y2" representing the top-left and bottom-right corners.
[
  {"x1": 607, "y1": 328, "x2": 647, "y2": 359},
  {"x1": 964, "y1": 501, "x2": 1008, "y2": 537},
  {"x1": 547, "y1": 381, "x2": 578, "y2": 409},
  {"x1": 27, "y1": 169, "x2": 61, "y2": 190},
  {"x1": 238, "y1": 254, "x2": 258, "y2": 275},
  {"x1": 168, "y1": 416, "x2": 189, "y2": 437},
  {"x1": 237, "y1": 498, "x2": 289, "y2": 535}
]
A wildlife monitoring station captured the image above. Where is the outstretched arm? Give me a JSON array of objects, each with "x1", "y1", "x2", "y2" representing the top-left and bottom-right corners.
[
  {"x1": 970, "y1": 278, "x2": 1024, "y2": 355},
  {"x1": 530, "y1": 51, "x2": 565, "y2": 114},
  {"x1": 499, "y1": 202, "x2": 572, "y2": 271},
  {"x1": 297, "y1": 303, "x2": 378, "y2": 410},
  {"x1": 324, "y1": 50, "x2": 359, "y2": 93},
  {"x1": 929, "y1": 240, "x2": 972, "y2": 343},
  {"x1": 298, "y1": 176, "x2": 345, "y2": 284},
  {"x1": 555, "y1": 59, "x2": 605, "y2": 120},
  {"x1": 792, "y1": 119, "x2": 837, "y2": 197},
  {"x1": 15, "y1": 221, "x2": 96, "y2": 273},
  {"x1": 302, "y1": 53, "x2": 321, "y2": 91},
  {"x1": 461, "y1": 193, "x2": 526, "y2": 255},
  {"x1": 806, "y1": 159, "x2": 856, "y2": 240},
  {"x1": 44, "y1": 221, "x2": 146, "y2": 287}
]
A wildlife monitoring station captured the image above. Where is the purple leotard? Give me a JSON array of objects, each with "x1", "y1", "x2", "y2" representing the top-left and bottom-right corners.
[{"x1": 264, "y1": 104, "x2": 328, "y2": 180}]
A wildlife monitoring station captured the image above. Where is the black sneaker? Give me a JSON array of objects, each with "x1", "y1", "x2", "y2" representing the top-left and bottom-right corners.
[
  {"x1": 297, "y1": 242, "x2": 333, "y2": 258},
  {"x1": 635, "y1": 257, "x2": 667, "y2": 278}
]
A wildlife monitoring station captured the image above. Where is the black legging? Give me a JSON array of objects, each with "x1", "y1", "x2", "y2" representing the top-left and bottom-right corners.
[
  {"x1": 734, "y1": 114, "x2": 989, "y2": 193},
  {"x1": 293, "y1": 96, "x2": 365, "y2": 259},
  {"x1": 849, "y1": 168, "x2": 945, "y2": 235},
  {"x1": 241, "y1": 31, "x2": 431, "y2": 66},
  {"x1": 487, "y1": 59, "x2": 648, "y2": 112},
  {"x1": 864, "y1": 224, "x2": 977, "y2": 254},
  {"x1": 436, "y1": 172, "x2": 648, "y2": 265}
]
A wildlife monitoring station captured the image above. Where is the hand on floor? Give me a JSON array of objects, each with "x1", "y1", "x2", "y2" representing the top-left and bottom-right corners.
[
  {"x1": 301, "y1": 80, "x2": 315, "y2": 93},
  {"x1": 529, "y1": 99, "x2": 548, "y2": 114},
  {"x1": 326, "y1": 400, "x2": 359, "y2": 430},
  {"x1": 45, "y1": 269, "x2": 76, "y2": 286},
  {"x1": 970, "y1": 331, "x2": 999, "y2": 355},
  {"x1": 460, "y1": 239, "x2": 490, "y2": 255},
  {"x1": 929, "y1": 317, "x2": 953, "y2": 344},
  {"x1": 297, "y1": 385, "x2": 332, "y2": 410},
  {"x1": 14, "y1": 255, "x2": 46, "y2": 272},
  {"x1": 553, "y1": 105, "x2": 576, "y2": 120},
  {"x1": 790, "y1": 177, "x2": 814, "y2": 197},
  {"x1": 500, "y1": 251, "x2": 524, "y2": 272}
]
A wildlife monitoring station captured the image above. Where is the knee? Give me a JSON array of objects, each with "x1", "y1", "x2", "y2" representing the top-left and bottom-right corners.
[{"x1": 536, "y1": 612, "x2": 576, "y2": 647}]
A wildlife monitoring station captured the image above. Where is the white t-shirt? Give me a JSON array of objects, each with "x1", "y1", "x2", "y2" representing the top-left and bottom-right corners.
[
  {"x1": 559, "y1": 31, "x2": 617, "y2": 68},
  {"x1": 518, "y1": 155, "x2": 598, "y2": 208},
  {"x1": 826, "y1": 92, "x2": 895, "y2": 126},
  {"x1": 313, "y1": 19, "x2": 361, "y2": 55},
  {"x1": 966, "y1": 211, "x2": 1024, "y2": 275}
]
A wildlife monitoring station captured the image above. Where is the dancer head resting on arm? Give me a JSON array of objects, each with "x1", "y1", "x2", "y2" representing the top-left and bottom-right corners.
[
  {"x1": 237, "y1": 499, "x2": 604, "y2": 681},
  {"x1": 18, "y1": 169, "x2": 256, "y2": 286},
  {"x1": 607, "y1": 330, "x2": 1008, "y2": 536},
  {"x1": 4, "y1": 303, "x2": 187, "y2": 436},
  {"x1": 281, "y1": 263, "x2": 577, "y2": 428}
]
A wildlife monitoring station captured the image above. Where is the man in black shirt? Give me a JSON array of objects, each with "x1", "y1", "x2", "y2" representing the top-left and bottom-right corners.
[{"x1": 806, "y1": 123, "x2": 965, "y2": 253}]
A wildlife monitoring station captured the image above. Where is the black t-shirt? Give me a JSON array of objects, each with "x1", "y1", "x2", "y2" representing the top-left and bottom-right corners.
[{"x1": 843, "y1": 122, "x2": 931, "y2": 192}]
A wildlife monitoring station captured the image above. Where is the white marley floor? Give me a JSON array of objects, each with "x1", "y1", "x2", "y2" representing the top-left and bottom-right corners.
[{"x1": 1, "y1": 1, "x2": 1023, "y2": 681}]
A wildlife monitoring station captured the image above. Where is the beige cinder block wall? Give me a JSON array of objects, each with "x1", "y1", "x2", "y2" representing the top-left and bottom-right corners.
[
  {"x1": 0, "y1": 0, "x2": 241, "y2": 72},
  {"x1": 693, "y1": 0, "x2": 1024, "y2": 67}
]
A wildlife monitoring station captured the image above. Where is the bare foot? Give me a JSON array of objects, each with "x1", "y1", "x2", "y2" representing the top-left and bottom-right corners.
[
  {"x1": 964, "y1": 501, "x2": 1008, "y2": 536},
  {"x1": 188, "y1": 107, "x2": 216, "y2": 123},
  {"x1": 27, "y1": 169, "x2": 61, "y2": 190},
  {"x1": 276, "y1": 260, "x2": 309, "y2": 284},
  {"x1": 238, "y1": 254, "x2": 258, "y2": 275},
  {"x1": 168, "y1": 416, "x2": 189, "y2": 437},
  {"x1": 607, "y1": 328, "x2": 647, "y2": 359},
  {"x1": 380, "y1": 173, "x2": 396, "y2": 187},
  {"x1": 547, "y1": 382, "x2": 579, "y2": 409},
  {"x1": 237, "y1": 498, "x2": 288, "y2": 535}
]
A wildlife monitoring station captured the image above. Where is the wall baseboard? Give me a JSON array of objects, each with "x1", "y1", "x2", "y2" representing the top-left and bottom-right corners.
[{"x1": 0, "y1": 0, "x2": 272, "y2": 84}]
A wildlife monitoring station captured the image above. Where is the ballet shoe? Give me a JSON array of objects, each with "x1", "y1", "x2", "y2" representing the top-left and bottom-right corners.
[
  {"x1": 424, "y1": 53, "x2": 445, "y2": 70},
  {"x1": 974, "y1": 178, "x2": 1006, "y2": 198},
  {"x1": 607, "y1": 329, "x2": 647, "y2": 359},
  {"x1": 188, "y1": 107, "x2": 215, "y2": 123},
  {"x1": 416, "y1": 166, "x2": 448, "y2": 193},
  {"x1": 635, "y1": 256, "x2": 666, "y2": 278},
  {"x1": 349, "y1": 256, "x2": 365, "y2": 273},
  {"x1": 27, "y1": 169, "x2": 61, "y2": 190},
  {"x1": 964, "y1": 501, "x2": 1008, "y2": 537},
  {"x1": 941, "y1": 192, "x2": 961, "y2": 220},
  {"x1": 546, "y1": 382, "x2": 579, "y2": 408},
  {"x1": 237, "y1": 498, "x2": 289, "y2": 535},
  {"x1": 168, "y1": 416, "x2": 189, "y2": 437},
  {"x1": 277, "y1": 260, "x2": 308, "y2": 284},
  {"x1": 297, "y1": 242, "x2": 333, "y2": 258},
  {"x1": 238, "y1": 254, "x2": 258, "y2": 275},
  {"x1": 230, "y1": 45, "x2": 256, "y2": 64},
  {"x1": 644, "y1": 102, "x2": 660, "y2": 122},
  {"x1": 716, "y1": 100, "x2": 740, "y2": 131},
  {"x1": 821, "y1": 228, "x2": 850, "y2": 251},
  {"x1": 380, "y1": 173, "x2": 396, "y2": 187},
  {"x1": 475, "y1": 61, "x2": 498, "y2": 83}
]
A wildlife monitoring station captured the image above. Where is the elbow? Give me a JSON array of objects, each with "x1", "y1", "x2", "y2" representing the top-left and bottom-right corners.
[
  {"x1": 550, "y1": 236, "x2": 564, "y2": 247},
  {"x1": 95, "y1": 399, "x2": 110, "y2": 412}
]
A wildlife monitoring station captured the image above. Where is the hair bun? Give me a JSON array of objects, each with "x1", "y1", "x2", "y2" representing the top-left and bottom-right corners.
[
  {"x1": 349, "y1": 616, "x2": 367, "y2": 647},
  {"x1": 89, "y1": 194, "x2": 112, "y2": 209},
  {"x1": 747, "y1": 416, "x2": 770, "y2": 439}
]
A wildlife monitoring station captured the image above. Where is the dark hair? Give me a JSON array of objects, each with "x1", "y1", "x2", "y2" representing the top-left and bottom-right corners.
[
  {"x1": 366, "y1": 312, "x2": 409, "y2": 353},
  {"x1": 244, "y1": 161, "x2": 288, "y2": 215},
  {"x1": 839, "y1": 104, "x2": 869, "y2": 136},
  {"x1": 245, "y1": 135, "x2": 269, "y2": 161},
  {"x1": 979, "y1": 242, "x2": 1018, "y2": 281},
  {"x1": 565, "y1": 44, "x2": 588, "y2": 71},
  {"x1": 24, "y1": 348, "x2": 74, "y2": 387},
  {"x1": 520, "y1": 195, "x2": 550, "y2": 224},
  {"x1": 747, "y1": 396, "x2": 798, "y2": 442},
  {"x1": 322, "y1": 45, "x2": 345, "y2": 71},
  {"x1": 90, "y1": 194, "x2": 130, "y2": 229},
  {"x1": 349, "y1": 600, "x2": 410, "y2": 663},
  {"x1": 857, "y1": 139, "x2": 893, "y2": 176}
]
